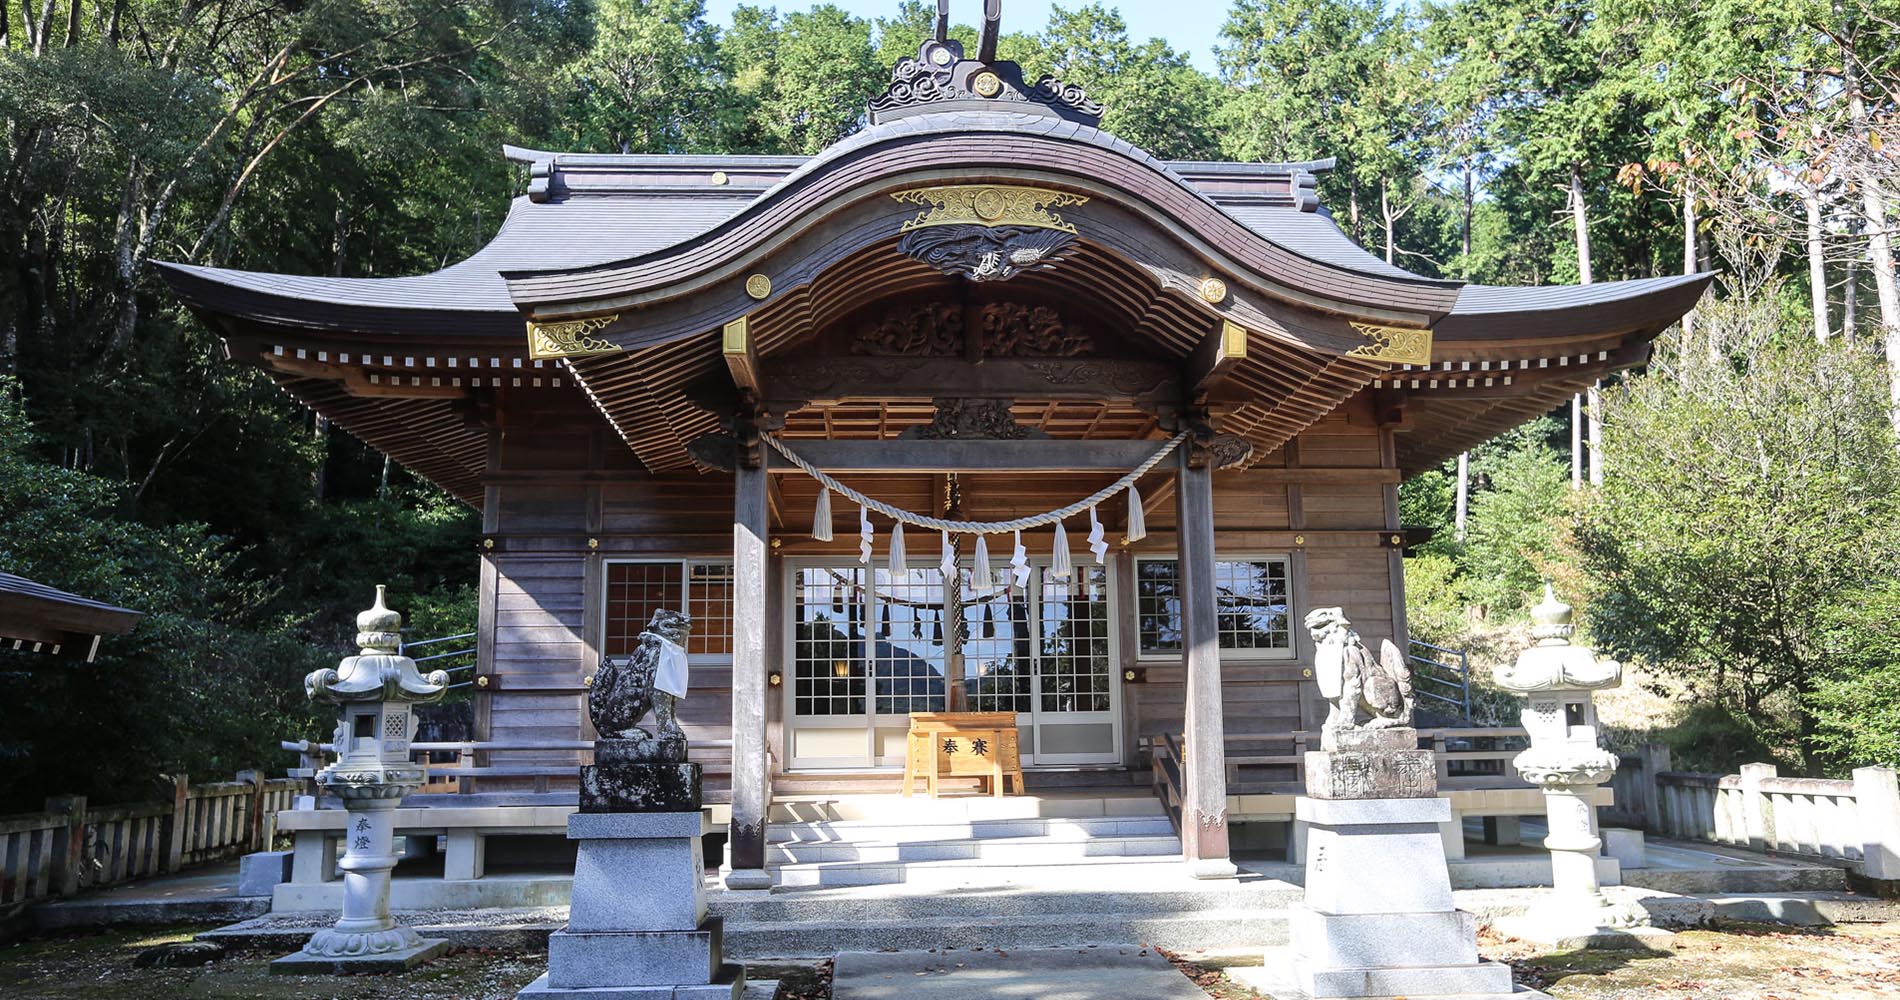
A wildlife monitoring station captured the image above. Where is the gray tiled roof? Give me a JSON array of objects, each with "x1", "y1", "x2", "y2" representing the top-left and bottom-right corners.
[
  {"x1": 1449, "y1": 274, "x2": 1713, "y2": 315},
  {"x1": 0, "y1": 571, "x2": 140, "y2": 619}
]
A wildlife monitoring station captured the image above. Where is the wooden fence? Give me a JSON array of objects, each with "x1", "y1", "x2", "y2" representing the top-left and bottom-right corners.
[
  {"x1": 0, "y1": 771, "x2": 300, "y2": 908},
  {"x1": 1605, "y1": 746, "x2": 1900, "y2": 881}
]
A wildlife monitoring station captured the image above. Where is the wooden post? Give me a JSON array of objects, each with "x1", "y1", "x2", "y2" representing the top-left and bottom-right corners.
[
  {"x1": 1176, "y1": 446, "x2": 1234, "y2": 878},
  {"x1": 727, "y1": 458, "x2": 772, "y2": 889},
  {"x1": 237, "y1": 769, "x2": 266, "y2": 853},
  {"x1": 162, "y1": 774, "x2": 188, "y2": 872},
  {"x1": 45, "y1": 795, "x2": 86, "y2": 898}
]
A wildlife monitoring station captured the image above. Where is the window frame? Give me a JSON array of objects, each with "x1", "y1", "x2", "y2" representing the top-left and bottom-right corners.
[
  {"x1": 600, "y1": 558, "x2": 735, "y2": 666},
  {"x1": 1131, "y1": 552, "x2": 1296, "y2": 662}
]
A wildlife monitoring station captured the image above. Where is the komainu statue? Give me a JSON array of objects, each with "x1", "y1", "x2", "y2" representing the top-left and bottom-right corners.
[
  {"x1": 589, "y1": 609, "x2": 692, "y2": 763},
  {"x1": 1305, "y1": 607, "x2": 1414, "y2": 731}
]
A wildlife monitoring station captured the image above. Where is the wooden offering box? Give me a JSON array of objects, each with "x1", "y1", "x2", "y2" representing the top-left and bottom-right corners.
[{"x1": 902, "y1": 711, "x2": 1024, "y2": 798}]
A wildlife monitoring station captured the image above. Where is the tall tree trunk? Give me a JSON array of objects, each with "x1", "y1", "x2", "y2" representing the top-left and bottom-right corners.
[
  {"x1": 63, "y1": 0, "x2": 77, "y2": 47},
  {"x1": 1570, "y1": 164, "x2": 1600, "y2": 484},
  {"x1": 1682, "y1": 185, "x2": 1697, "y2": 342},
  {"x1": 1845, "y1": 260, "x2": 1859, "y2": 338},
  {"x1": 104, "y1": 0, "x2": 123, "y2": 45},
  {"x1": 1454, "y1": 451, "x2": 1469, "y2": 541},
  {"x1": 1349, "y1": 184, "x2": 1362, "y2": 246},
  {"x1": 1461, "y1": 158, "x2": 1473, "y2": 270},
  {"x1": 1, "y1": 0, "x2": 10, "y2": 48},
  {"x1": 1381, "y1": 177, "x2": 1396, "y2": 265},
  {"x1": 1803, "y1": 186, "x2": 1830, "y2": 342},
  {"x1": 1867, "y1": 181, "x2": 1900, "y2": 436},
  {"x1": 312, "y1": 415, "x2": 329, "y2": 499}
]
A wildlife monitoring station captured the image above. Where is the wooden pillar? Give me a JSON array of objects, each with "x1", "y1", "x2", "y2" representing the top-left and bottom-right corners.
[
  {"x1": 1176, "y1": 446, "x2": 1234, "y2": 878},
  {"x1": 727, "y1": 460, "x2": 773, "y2": 889}
]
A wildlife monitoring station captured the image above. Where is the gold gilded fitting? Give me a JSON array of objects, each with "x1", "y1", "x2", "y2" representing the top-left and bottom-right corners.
[
  {"x1": 1199, "y1": 277, "x2": 1229, "y2": 303},
  {"x1": 892, "y1": 185, "x2": 1089, "y2": 233},
  {"x1": 526, "y1": 315, "x2": 621, "y2": 360},
  {"x1": 1346, "y1": 322, "x2": 1434, "y2": 366},
  {"x1": 745, "y1": 273, "x2": 773, "y2": 299}
]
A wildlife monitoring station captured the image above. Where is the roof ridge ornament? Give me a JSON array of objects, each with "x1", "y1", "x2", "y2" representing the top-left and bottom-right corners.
[{"x1": 869, "y1": 0, "x2": 1102, "y2": 126}]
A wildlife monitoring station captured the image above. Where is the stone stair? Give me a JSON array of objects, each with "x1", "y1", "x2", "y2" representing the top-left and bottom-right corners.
[{"x1": 707, "y1": 790, "x2": 1300, "y2": 958}]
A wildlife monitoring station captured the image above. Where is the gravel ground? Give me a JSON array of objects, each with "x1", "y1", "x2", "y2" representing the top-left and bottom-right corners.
[{"x1": 7, "y1": 919, "x2": 1899, "y2": 999}]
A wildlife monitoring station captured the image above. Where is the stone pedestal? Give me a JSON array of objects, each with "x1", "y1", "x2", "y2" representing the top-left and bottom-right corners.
[
  {"x1": 518, "y1": 813, "x2": 744, "y2": 1000},
  {"x1": 1238, "y1": 728, "x2": 1527, "y2": 999}
]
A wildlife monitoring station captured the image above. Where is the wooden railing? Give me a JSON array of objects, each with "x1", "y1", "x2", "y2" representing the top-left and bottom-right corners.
[
  {"x1": 284, "y1": 738, "x2": 740, "y2": 796},
  {"x1": 0, "y1": 772, "x2": 300, "y2": 909}
]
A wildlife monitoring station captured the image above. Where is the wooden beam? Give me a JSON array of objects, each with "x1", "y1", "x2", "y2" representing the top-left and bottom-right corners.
[
  {"x1": 765, "y1": 438, "x2": 1167, "y2": 472},
  {"x1": 722, "y1": 316, "x2": 762, "y2": 397},
  {"x1": 1187, "y1": 321, "x2": 1248, "y2": 398},
  {"x1": 759, "y1": 356, "x2": 1180, "y2": 409}
]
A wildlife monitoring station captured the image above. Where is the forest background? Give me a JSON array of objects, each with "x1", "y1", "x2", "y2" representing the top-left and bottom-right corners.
[{"x1": 2, "y1": 0, "x2": 1898, "y2": 809}]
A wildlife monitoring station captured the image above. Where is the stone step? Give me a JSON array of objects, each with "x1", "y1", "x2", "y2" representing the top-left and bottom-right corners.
[
  {"x1": 769, "y1": 793, "x2": 1163, "y2": 824},
  {"x1": 767, "y1": 833, "x2": 1182, "y2": 865},
  {"x1": 721, "y1": 908, "x2": 1288, "y2": 959},
  {"x1": 768, "y1": 815, "x2": 1175, "y2": 844},
  {"x1": 712, "y1": 881, "x2": 1305, "y2": 923},
  {"x1": 767, "y1": 855, "x2": 1201, "y2": 890}
]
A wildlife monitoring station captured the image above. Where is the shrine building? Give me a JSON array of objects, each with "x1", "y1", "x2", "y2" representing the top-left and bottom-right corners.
[{"x1": 159, "y1": 15, "x2": 1708, "y2": 886}]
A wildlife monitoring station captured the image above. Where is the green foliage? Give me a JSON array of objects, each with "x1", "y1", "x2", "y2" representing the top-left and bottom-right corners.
[
  {"x1": 1461, "y1": 424, "x2": 1572, "y2": 615},
  {"x1": 1575, "y1": 290, "x2": 1900, "y2": 772},
  {"x1": 1808, "y1": 583, "x2": 1900, "y2": 770},
  {"x1": 1402, "y1": 553, "x2": 1468, "y2": 648},
  {"x1": 0, "y1": 380, "x2": 327, "y2": 809}
]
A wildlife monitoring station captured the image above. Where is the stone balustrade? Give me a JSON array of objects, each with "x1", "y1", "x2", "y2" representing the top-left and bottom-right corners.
[{"x1": 1605, "y1": 746, "x2": 1900, "y2": 883}]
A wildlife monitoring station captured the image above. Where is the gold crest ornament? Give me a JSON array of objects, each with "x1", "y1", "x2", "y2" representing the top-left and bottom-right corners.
[
  {"x1": 892, "y1": 185, "x2": 1089, "y2": 233},
  {"x1": 1346, "y1": 322, "x2": 1434, "y2": 366},
  {"x1": 526, "y1": 315, "x2": 622, "y2": 360}
]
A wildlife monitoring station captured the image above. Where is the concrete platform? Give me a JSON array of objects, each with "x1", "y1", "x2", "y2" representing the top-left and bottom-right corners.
[
  {"x1": 31, "y1": 862, "x2": 269, "y2": 930},
  {"x1": 269, "y1": 936, "x2": 450, "y2": 974},
  {"x1": 831, "y1": 947, "x2": 1206, "y2": 1000}
]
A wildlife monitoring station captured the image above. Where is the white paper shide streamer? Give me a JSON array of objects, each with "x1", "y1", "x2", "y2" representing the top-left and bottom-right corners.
[
  {"x1": 1087, "y1": 506, "x2": 1108, "y2": 564},
  {"x1": 1010, "y1": 530, "x2": 1031, "y2": 589},
  {"x1": 939, "y1": 531, "x2": 957, "y2": 583},
  {"x1": 654, "y1": 636, "x2": 690, "y2": 699},
  {"x1": 858, "y1": 504, "x2": 874, "y2": 565}
]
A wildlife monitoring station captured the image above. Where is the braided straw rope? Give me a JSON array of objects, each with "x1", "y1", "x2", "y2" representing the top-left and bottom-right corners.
[{"x1": 764, "y1": 431, "x2": 1189, "y2": 535}]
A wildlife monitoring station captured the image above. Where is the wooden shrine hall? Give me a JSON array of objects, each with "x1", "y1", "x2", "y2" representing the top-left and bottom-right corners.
[{"x1": 159, "y1": 8, "x2": 1708, "y2": 886}]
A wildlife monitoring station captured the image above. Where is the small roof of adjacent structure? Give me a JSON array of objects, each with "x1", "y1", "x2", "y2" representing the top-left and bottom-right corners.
[{"x1": 0, "y1": 571, "x2": 142, "y2": 663}]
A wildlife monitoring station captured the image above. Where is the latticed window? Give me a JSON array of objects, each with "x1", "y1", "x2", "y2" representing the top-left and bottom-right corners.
[
  {"x1": 1135, "y1": 557, "x2": 1292, "y2": 657},
  {"x1": 604, "y1": 561, "x2": 733, "y2": 658},
  {"x1": 1038, "y1": 565, "x2": 1112, "y2": 712}
]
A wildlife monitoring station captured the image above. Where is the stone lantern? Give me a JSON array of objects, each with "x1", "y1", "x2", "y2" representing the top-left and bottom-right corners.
[
  {"x1": 1493, "y1": 584, "x2": 1660, "y2": 948},
  {"x1": 273, "y1": 586, "x2": 452, "y2": 974}
]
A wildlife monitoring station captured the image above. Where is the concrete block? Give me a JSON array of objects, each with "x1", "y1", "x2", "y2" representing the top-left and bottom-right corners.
[
  {"x1": 1602, "y1": 827, "x2": 1646, "y2": 869},
  {"x1": 1854, "y1": 767, "x2": 1900, "y2": 880},
  {"x1": 547, "y1": 920, "x2": 723, "y2": 989},
  {"x1": 570, "y1": 812, "x2": 706, "y2": 841},
  {"x1": 1296, "y1": 796, "x2": 1451, "y2": 826},
  {"x1": 445, "y1": 829, "x2": 486, "y2": 881},
  {"x1": 1483, "y1": 816, "x2": 1523, "y2": 846},
  {"x1": 569, "y1": 835, "x2": 707, "y2": 932},
  {"x1": 1300, "y1": 959, "x2": 1517, "y2": 998},
  {"x1": 1303, "y1": 826, "x2": 1453, "y2": 914},
  {"x1": 289, "y1": 832, "x2": 337, "y2": 884},
  {"x1": 516, "y1": 966, "x2": 748, "y2": 1000},
  {"x1": 1441, "y1": 817, "x2": 1469, "y2": 860},
  {"x1": 1290, "y1": 906, "x2": 1480, "y2": 970},
  {"x1": 237, "y1": 851, "x2": 293, "y2": 897},
  {"x1": 1233, "y1": 953, "x2": 1526, "y2": 1000}
]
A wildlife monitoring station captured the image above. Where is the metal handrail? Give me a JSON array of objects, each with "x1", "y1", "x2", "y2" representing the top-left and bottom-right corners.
[
  {"x1": 1406, "y1": 638, "x2": 1472, "y2": 723},
  {"x1": 401, "y1": 632, "x2": 476, "y2": 650}
]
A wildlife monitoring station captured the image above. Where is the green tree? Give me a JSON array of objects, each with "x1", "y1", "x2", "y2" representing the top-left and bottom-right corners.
[
  {"x1": 720, "y1": 4, "x2": 883, "y2": 154},
  {"x1": 564, "y1": 0, "x2": 729, "y2": 154},
  {"x1": 1459, "y1": 420, "x2": 1572, "y2": 615},
  {"x1": 1575, "y1": 287, "x2": 1900, "y2": 772},
  {"x1": 1012, "y1": 4, "x2": 1222, "y2": 159}
]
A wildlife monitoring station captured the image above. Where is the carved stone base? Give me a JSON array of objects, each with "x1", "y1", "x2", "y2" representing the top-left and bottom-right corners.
[
  {"x1": 596, "y1": 734, "x2": 688, "y2": 767},
  {"x1": 1305, "y1": 730, "x2": 1436, "y2": 800},
  {"x1": 581, "y1": 763, "x2": 702, "y2": 814},
  {"x1": 270, "y1": 933, "x2": 449, "y2": 975}
]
